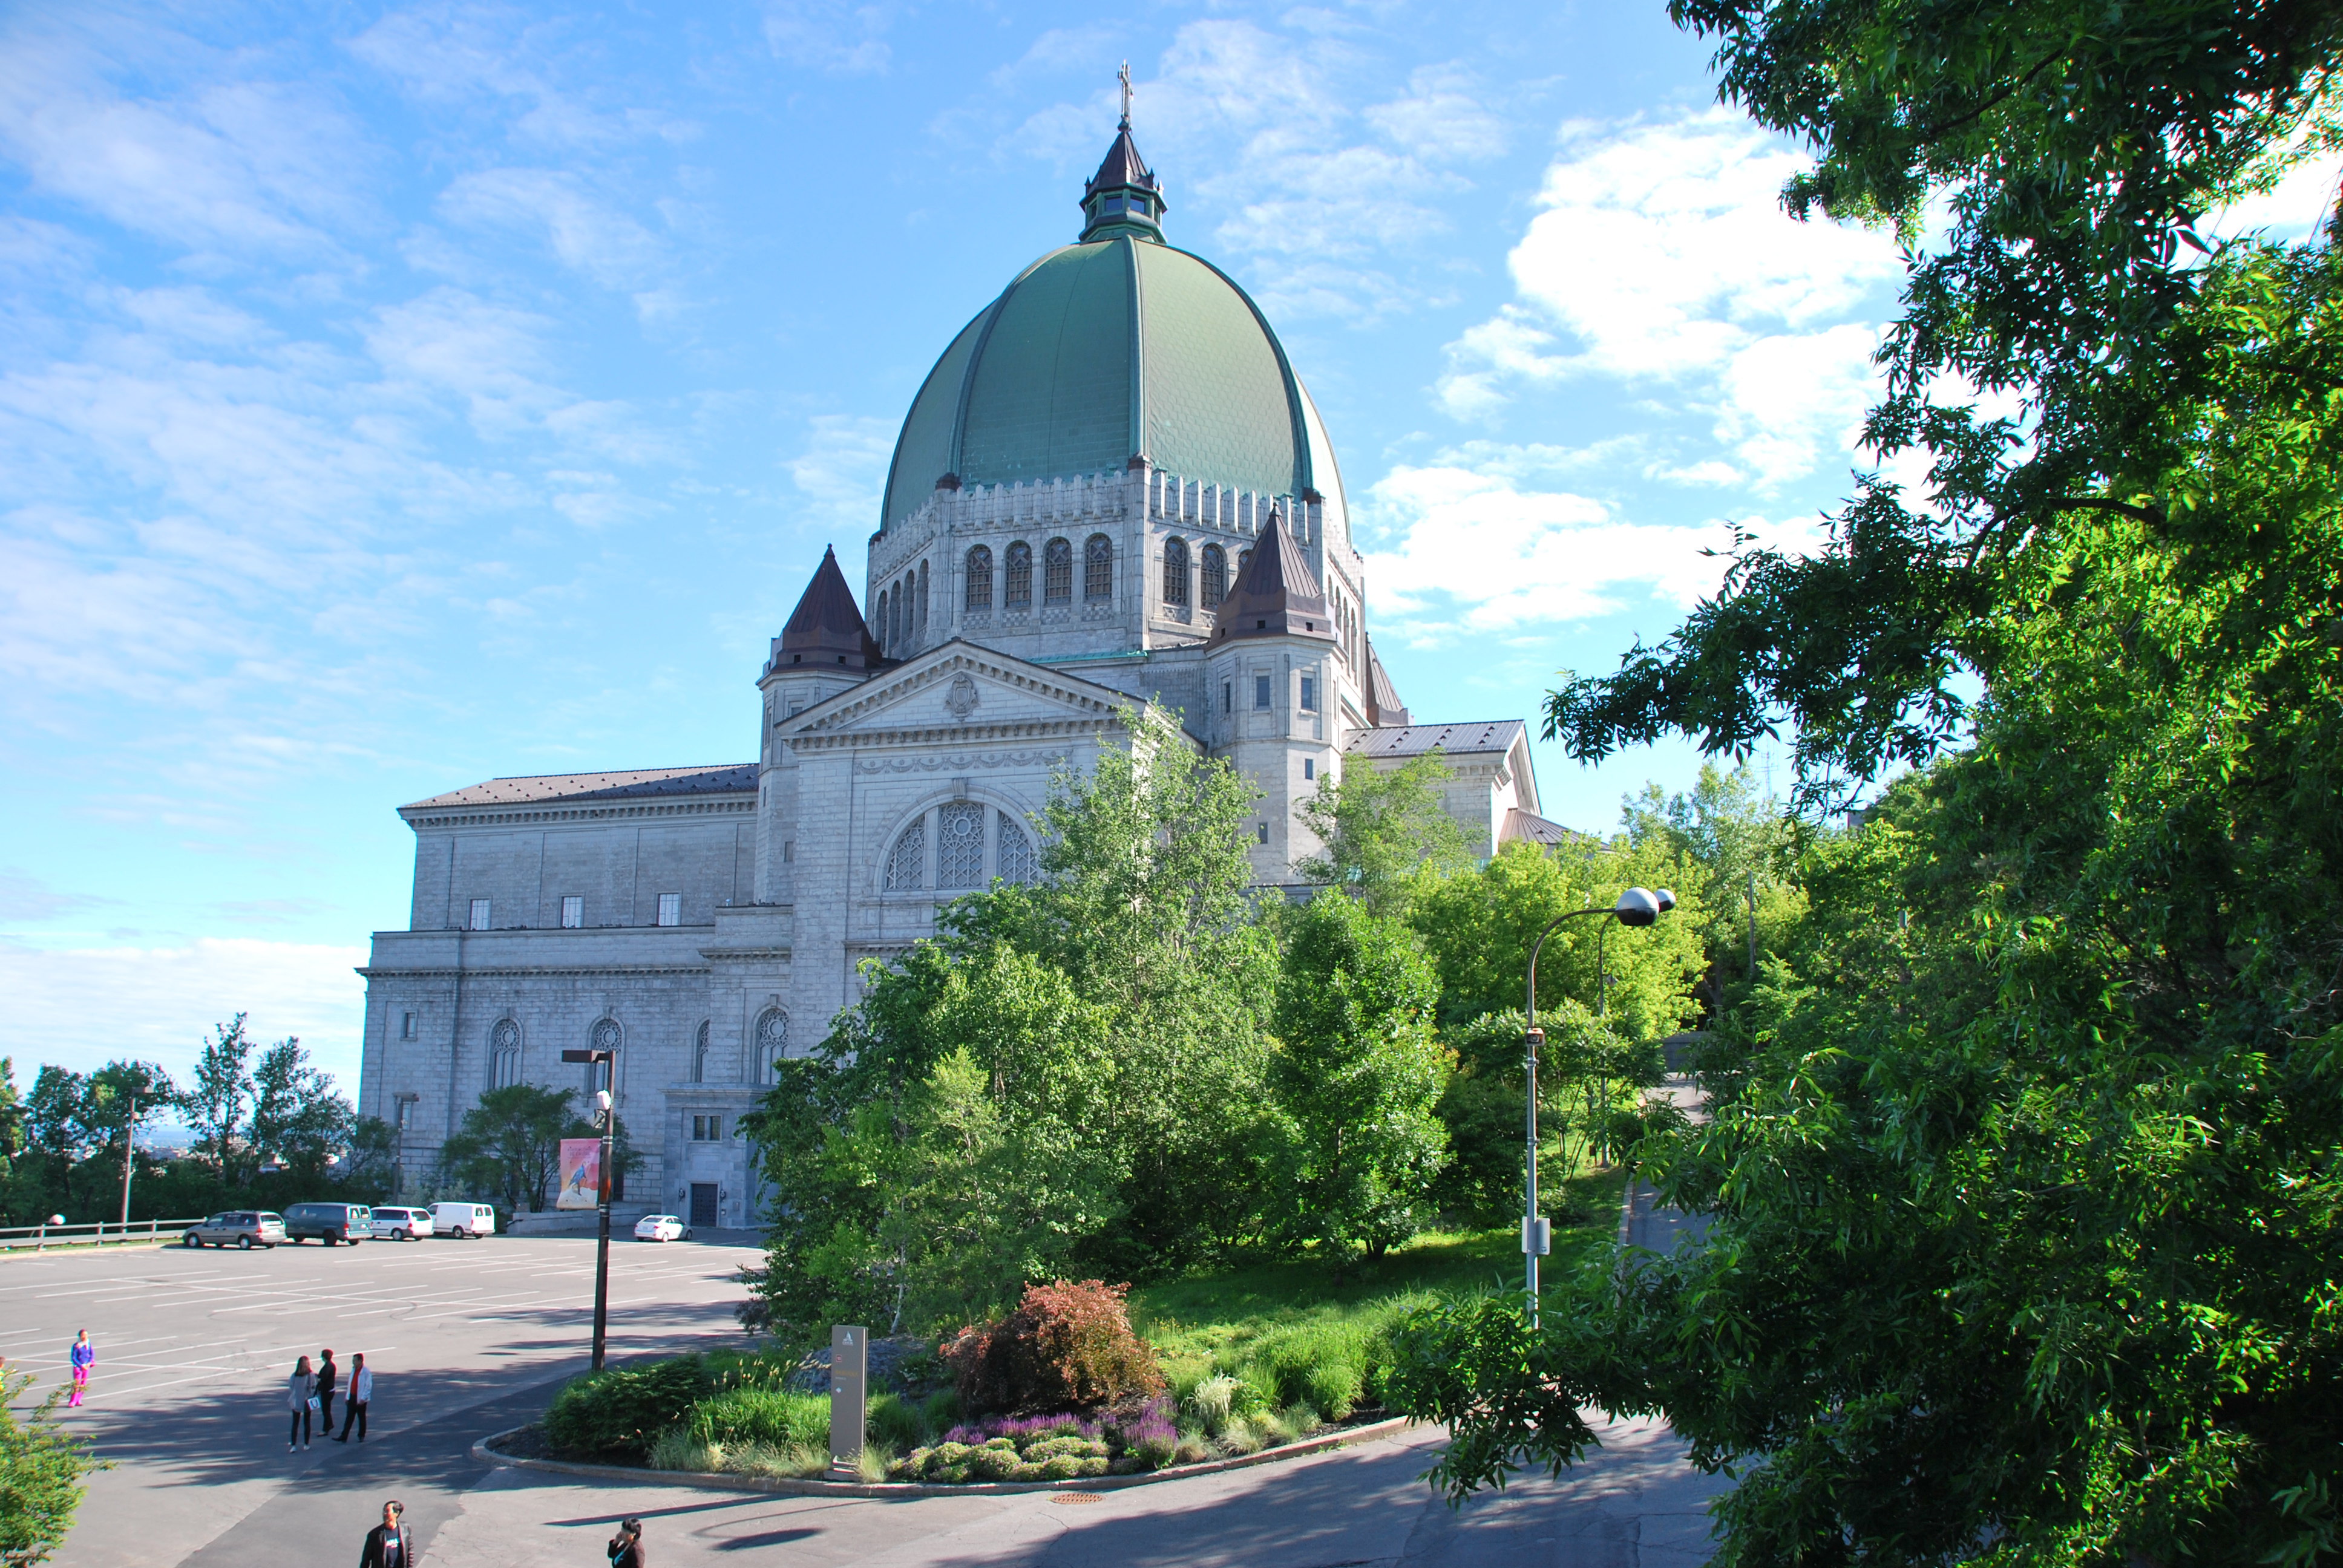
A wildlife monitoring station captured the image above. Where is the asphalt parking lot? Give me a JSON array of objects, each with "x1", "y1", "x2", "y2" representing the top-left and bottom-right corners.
[{"x1": 2, "y1": 1228, "x2": 764, "y2": 1568}]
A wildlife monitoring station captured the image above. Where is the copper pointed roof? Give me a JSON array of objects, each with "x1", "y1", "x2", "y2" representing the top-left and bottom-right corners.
[
  {"x1": 1086, "y1": 122, "x2": 1159, "y2": 199},
  {"x1": 1210, "y1": 510, "x2": 1336, "y2": 644},
  {"x1": 776, "y1": 546, "x2": 882, "y2": 669}
]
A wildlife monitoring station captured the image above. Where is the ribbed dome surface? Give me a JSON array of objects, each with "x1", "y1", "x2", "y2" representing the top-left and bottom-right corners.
[{"x1": 880, "y1": 237, "x2": 1322, "y2": 532}]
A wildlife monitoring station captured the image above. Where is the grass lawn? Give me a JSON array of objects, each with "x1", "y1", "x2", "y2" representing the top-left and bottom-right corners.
[{"x1": 1130, "y1": 1163, "x2": 1626, "y2": 1402}]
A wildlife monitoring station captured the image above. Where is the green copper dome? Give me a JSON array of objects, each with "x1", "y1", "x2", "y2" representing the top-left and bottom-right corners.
[{"x1": 880, "y1": 132, "x2": 1328, "y2": 534}]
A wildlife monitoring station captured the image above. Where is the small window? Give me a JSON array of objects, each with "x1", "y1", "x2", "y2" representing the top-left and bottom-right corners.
[
  {"x1": 1304, "y1": 759, "x2": 1315, "y2": 780},
  {"x1": 965, "y1": 545, "x2": 993, "y2": 610},
  {"x1": 1254, "y1": 675, "x2": 1271, "y2": 710},
  {"x1": 1005, "y1": 541, "x2": 1033, "y2": 608},
  {"x1": 1162, "y1": 537, "x2": 1190, "y2": 608},
  {"x1": 561, "y1": 896, "x2": 583, "y2": 929},
  {"x1": 1201, "y1": 544, "x2": 1227, "y2": 609},
  {"x1": 692, "y1": 1115, "x2": 721, "y2": 1142},
  {"x1": 399, "y1": 1011, "x2": 417, "y2": 1041},
  {"x1": 1222, "y1": 681, "x2": 1231, "y2": 714},
  {"x1": 657, "y1": 892, "x2": 681, "y2": 927},
  {"x1": 1301, "y1": 676, "x2": 1317, "y2": 712},
  {"x1": 1044, "y1": 537, "x2": 1073, "y2": 604},
  {"x1": 1256, "y1": 823, "x2": 1270, "y2": 845},
  {"x1": 1104, "y1": 194, "x2": 1124, "y2": 214},
  {"x1": 468, "y1": 899, "x2": 490, "y2": 931},
  {"x1": 1086, "y1": 534, "x2": 1113, "y2": 601}
]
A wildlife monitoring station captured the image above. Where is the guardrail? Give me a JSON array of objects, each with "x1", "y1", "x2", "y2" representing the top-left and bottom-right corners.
[{"x1": 0, "y1": 1217, "x2": 205, "y2": 1251}]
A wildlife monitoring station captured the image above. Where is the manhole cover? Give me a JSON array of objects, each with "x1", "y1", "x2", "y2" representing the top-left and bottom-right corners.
[{"x1": 1049, "y1": 1493, "x2": 1105, "y2": 1505}]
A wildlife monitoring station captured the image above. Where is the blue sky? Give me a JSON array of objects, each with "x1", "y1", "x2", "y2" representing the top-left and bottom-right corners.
[{"x1": 5, "y1": 1, "x2": 2327, "y2": 1091}]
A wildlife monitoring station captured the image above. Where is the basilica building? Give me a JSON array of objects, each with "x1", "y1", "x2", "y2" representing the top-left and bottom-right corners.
[{"x1": 356, "y1": 118, "x2": 1558, "y2": 1227}]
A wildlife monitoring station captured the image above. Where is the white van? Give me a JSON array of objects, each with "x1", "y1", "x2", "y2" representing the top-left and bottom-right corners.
[{"x1": 430, "y1": 1202, "x2": 496, "y2": 1238}]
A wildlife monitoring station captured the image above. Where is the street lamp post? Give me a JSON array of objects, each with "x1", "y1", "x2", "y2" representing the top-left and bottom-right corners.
[
  {"x1": 1521, "y1": 885, "x2": 1674, "y2": 1326},
  {"x1": 561, "y1": 1048, "x2": 618, "y2": 1370}
]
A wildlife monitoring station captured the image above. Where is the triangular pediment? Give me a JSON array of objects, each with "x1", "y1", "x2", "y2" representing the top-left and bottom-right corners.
[{"x1": 779, "y1": 641, "x2": 1136, "y2": 748}]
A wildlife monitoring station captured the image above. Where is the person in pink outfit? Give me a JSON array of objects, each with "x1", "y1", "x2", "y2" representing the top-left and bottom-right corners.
[{"x1": 67, "y1": 1331, "x2": 94, "y2": 1406}]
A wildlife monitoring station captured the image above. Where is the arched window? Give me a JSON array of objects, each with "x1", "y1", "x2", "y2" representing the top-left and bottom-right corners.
[
  {"x1": 901, "y1": 573, "x2": 917, "y2": 646},
  {"x1": 489, "y1": 1018, "x2": 520, "y2": 1089},
  {"x1": 885, "y1": 818, "x2": 926, "y2": 889},
  {"x1": 913, "y1": 565, "x2": 928, "y2": 637},
  {"x1": 997, "y1": 812, "x2": 1037, "y2": 884},
  {"x1": 1085, "y1": 534, "x2": 1113, "y2": 601},
  {"x1": 879, "y1": 587, "x2": 894, "y2": 652},
  {"x1": 965, "y1": 546, "x2": 992, "y2": 610},
  {"x1": 1237, "y1": 547, "x2": 1253, "y2": 581},
  {"x1": 1162, "y1": 537, "x2": 1190, "y2": 607},
  {"x1": 755, "y1": 1007, "x2": 788, "y2": 1082},
  {"x1": 692, "y1": 1019, "x2": 709, "y2": 1085},
  {"x1": 938, "y1": 801, "x2": 985, "y2": 887},
  {"x1": 1005, "y1": 541, "x2": 1033, "y2": 608},
  {"x1": 1201, "y1": 544, "x2": 1227, "y2": 610},
  {"x1": 585, "y1": 1019, "x2": 619, "y2": 1095},
  {"x1": 1044, "y1": 537, "x2": 1072, "y2": 603}
]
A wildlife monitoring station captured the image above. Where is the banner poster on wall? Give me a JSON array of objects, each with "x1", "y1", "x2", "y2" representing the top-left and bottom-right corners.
[{"x1": 555, "y1": 1139, "x2": 602, "y2": 1209}]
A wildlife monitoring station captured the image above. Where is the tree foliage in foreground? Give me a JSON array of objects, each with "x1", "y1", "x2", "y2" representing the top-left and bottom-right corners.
[
  {"x1": 1402, "y1": 5, "x2": 2343, "y2": 1566},
  {"x1": 0, "y1": 1367, "x2": 106, "y2": 1567}
]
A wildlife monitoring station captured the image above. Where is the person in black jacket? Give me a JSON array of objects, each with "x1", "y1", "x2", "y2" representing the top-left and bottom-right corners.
[
  {"x1": 358, "y1": 1500, "x2": 411, "y2": 1567},
  {"x1": 316, "y1": 1349, "x2": 338, "y2": 1434},
  {"x1": 608, "y1": 1517, "x2": 644, "y2": 1567}
]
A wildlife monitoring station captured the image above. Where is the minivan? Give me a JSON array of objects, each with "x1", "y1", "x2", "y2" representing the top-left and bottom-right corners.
[
  {"x1": 431, "y1": 1201, "x2": 496, "y2": 1238},
  {"x1": 283, "y1": 1202, "x2": 372, "y2": 1245}
]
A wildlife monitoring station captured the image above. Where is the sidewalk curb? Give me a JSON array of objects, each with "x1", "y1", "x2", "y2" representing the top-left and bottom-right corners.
[{"x1": 471, "y1": 1415, "x2": 1418, "y2": 1498}]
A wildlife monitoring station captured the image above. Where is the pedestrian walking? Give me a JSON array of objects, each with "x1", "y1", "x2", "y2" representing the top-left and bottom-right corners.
[
  {"x1": 287, "y1": 1354, "x2": 316, "y2": 1451},
  {"x1": 316, "y1": 1348, "x2": 338, "y2": 1434},
  {"x1": 358, "y1": 1499, "x2": 412, "y2": 1567},
  {"x1": 335, "y1": 1353, "x2": 371, "y2": 1443},
  {"x1": 67, "y1": 1331, "x2": 93, "y2": 1406},
  {"x1": 607, "y1": 1517, "x2": 645, "y2": 1568}
]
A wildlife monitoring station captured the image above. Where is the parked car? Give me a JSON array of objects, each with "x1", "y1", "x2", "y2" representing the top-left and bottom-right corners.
[
  {"x1": 430, "y1": 1202, "x2": 496, "y2": 1238},
  {"x1": 283, "y1": 1202, "x2": 373, "y2": 1245},
  {"x1": 182, "y1": 1211, "x2": 287, "y2": 1250},
  {"x1": 368, "y1": 1206, "x2": 434, "y2": 1241},
  {"x1": 632, "y1": 1214, "x2": 691, "y2": 1242}
]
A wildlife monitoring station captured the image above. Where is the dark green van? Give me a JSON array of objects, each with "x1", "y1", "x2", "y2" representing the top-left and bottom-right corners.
[{"x1": 283, "y1": 1202, "x2": 373, "y2": 1244}]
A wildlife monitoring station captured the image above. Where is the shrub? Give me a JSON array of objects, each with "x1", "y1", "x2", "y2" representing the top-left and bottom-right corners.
[
  {"x1": 0, "y1": 1368, "x2": 106, "y2": 1565},
  {"x1": 1305, "y1": 1360, "x2": 1360, "y2": 1420},
  {"x1": 686, "y1": 1387, "x2": 828, "y2": 1451},
  {"x1": 543, "y1": 1356, "x2": 713, "y2": 1460},
  {"x1": 919, "y1": 1387, "x2": 962, "y2": 1433},
  {"x1": 943, "y1": 1280, "x2": 1164, "y2": 1415},
  {"x1": 866, "y1": 1392, "x2": 926, "y2": 1452},
  {"x1": 1185, "y1": 1374, "x2": 1239, "y2": 1437}
]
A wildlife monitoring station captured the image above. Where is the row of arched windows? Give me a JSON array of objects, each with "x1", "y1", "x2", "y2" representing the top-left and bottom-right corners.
[
  {"x1": 965, "y1": 535, "x2": 1113, "y2": 612},
  {"x1": 1160, "y1": 538, "x2": 1235, "y2": 612},
  {"x1": 876, "y1": 561, "x2": 929, "y2": 657},
  {"x1": 482, "y1": 1009, "x2": 791, "y2": 1093}
]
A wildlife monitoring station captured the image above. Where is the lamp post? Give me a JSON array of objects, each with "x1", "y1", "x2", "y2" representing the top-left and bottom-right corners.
[
  {"x1": 560, "y1": 1048, "x2": 617, "y2": 1370},
  {"x1": 1521, "y1": 885, "x2": 1674, "y2": 1326},
  {"x1": 118, "y1": 1090, "x2": 139, "y2": 1233}
]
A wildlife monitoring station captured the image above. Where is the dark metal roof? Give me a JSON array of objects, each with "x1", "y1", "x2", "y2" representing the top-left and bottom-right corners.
[
  {"x1": 1365, "y1": 638, "x2": 1409, "y2": 727},
  {"x1": 1350, "y1": 719, "x2": 1525, "y2": 759},
  {"x1": 1498, "y1": 806, "x2": 1582, "y2": 849},
  {"x1": 402, "y1": 765, "x2": 756, "y2": 812},
  {"x1": 776, "y1": 545, "x2": 882, "y2": 669},
  {"x1": 1209, "y1": 510, "x2": 1335, "y2": 645},
  {"x1": 1086, "y1": 125, "x2": 1159, "y2": 198}
]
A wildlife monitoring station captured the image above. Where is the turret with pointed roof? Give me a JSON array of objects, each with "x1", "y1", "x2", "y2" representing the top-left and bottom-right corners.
[
  {"x1": 1210, "y1": 510, "x2": 1337, "y2": 645},
  {"x1": 775, "y1": 545, "x2": 883, "y2": 670},
  {"x1": 1079, "y1": 108, "x2": 1165, "y2": 243}
]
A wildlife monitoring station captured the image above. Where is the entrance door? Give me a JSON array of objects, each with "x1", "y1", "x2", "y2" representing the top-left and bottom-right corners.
[{"x1": 689, "y1": 1183, "x2": 718, "y2": 1229}]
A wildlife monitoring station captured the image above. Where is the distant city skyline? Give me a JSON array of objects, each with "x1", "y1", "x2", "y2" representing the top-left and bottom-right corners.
[{"x1": 3, "y1": 1, "x2": 2331, "y2": 1089}]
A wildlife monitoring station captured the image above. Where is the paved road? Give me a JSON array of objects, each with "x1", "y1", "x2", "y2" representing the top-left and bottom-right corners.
[{"x1": 1, "y1": 1230, "x2": 762, "y2": 1567}]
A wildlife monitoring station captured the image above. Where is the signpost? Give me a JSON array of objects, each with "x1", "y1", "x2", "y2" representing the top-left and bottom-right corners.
[
  {"x1": 559, "y1": 1048, "x2": 617, "y2": 1370},
  {"x1": 828, "y1": 1325, "x2": 868, "y2": 1480}
]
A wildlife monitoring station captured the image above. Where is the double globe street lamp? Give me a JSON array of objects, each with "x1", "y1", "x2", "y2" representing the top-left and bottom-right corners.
[{"x1": 1521, "y1": 886, "x2": 1675, "y2": 1325}]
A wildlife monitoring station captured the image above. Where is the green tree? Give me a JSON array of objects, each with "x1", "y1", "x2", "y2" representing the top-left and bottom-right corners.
[
  {"x1": 1620, "y1": 764, "x2": 1802, "y2": 1013},
  {"x1": 1407, "y1": 7, "x2": 2343, "y2": 1564},
  {"x1": 1271, "y1": 892, "x2": 1450, "y2": 1270},
  {"x1": 22, "y1": 1069, "x2": 88, "y2": 1175},
  {"x1": 437, "y1": 1084, "x2": 593, "y2": 1215},
  {"x1": 0, "y1": 1365, "x2": 107, "y2": 1567},
  {"x1": 247, "y1": 1037, "x2": 351, "y2": 1178},
  {"x1": 177, "y1": 1016, "x2": 255, "y2": 1183},
  {"x1": 82, "y1": 1062, "x2": 175, "y2": 1166},
  {"x1": 1293, "y1": 751, "x2": 1473, "y2": 914}
]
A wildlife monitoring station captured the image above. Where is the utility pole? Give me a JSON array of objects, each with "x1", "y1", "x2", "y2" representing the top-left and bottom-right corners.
[{"x1": 118, "y1": 1090, "x2": 138, "y2": 1232}]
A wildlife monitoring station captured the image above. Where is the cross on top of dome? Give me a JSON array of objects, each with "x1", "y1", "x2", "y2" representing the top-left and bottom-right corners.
[{"x1": 1081, "y1": 67, "x2": 1165, "y2": 244}]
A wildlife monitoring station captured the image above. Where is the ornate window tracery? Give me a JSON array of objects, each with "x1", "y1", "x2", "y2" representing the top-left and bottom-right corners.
[
  {"x1": 1085, "y1": 534, "x2": 1113, "y2": 601},
  {"x1": 693, "y1": 1019, "x2": 709, "y2": 1084},
  {"x1": 965, "y1": 546, "x2": 992, "y2": 610},
  {"x1": 755, "y1": 1007, "x2": 788, "y2": 1081},
  {"x1": 1162, "y1": 537, "x2": 1190, "y2": 607},
  {"x1": 1005, "y1": 541, "x2": 1033, "y2": 608},
  {"x1": 1201, "y1": 543, "x2": 1227, "y2": 610},
  {"x1": 886, "y1": 818, "x2": 926, "y2": 889},
  {"x1": 1044, "y1": 537, "x2": 1073, "y2": 604},
  {"x1": 490, "y1": 1018, "x2": 520, "y2": 1089},
  {"x1": 997, "y1": 813, "x2": 1037, "y2": 884},
  {"x1": 938, "y1": 802, "x2": 986, "y2": 887}
]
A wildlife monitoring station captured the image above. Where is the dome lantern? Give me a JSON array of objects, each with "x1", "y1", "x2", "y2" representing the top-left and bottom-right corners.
[{"x1": 1080, "y1": 65, "x2": 1165, "y2": 244}]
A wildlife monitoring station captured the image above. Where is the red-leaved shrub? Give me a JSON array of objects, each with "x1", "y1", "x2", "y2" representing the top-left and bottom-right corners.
[{"x1": 943, "y1": 1279, "x2": 1165, "y2": 1415}]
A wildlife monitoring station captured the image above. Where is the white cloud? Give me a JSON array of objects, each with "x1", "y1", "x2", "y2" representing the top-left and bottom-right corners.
[
  {"x1": 1435, "y1": 107, "x2": 1901, "y2": 491},
  {"x1": 438, "y1": 168, "x2": 666, "y2": 292},
  {"x1": 765, "y1": 0, "x2": 893, "y2": 75},
  {"x1": 0, "y1": 935, "x2": 366, "y2": 1085},
  {"x1": 788, "y1": 414, "x2": 896, "y2": 534}
]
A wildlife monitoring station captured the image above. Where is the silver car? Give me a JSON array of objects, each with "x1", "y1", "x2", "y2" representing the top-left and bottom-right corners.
[
  {"x1": 182, "y1": 1210, "x2": 287, "y2": 1250},
  {"x1": 368, "y1": 1206, "x2": 434, "y2": 1241}
]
